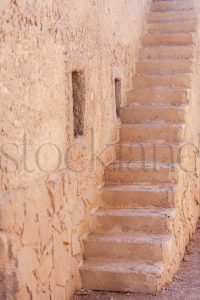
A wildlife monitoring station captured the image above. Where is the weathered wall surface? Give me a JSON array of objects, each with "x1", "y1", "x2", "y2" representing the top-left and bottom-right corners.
[
  {"x1": 0, "y1": 1, "x2": 151, "y2": 299},
  {"x1": 175, "y1": 6, "x2": 200, "y2": 262},
  {"x1": 159, "y1": 4, "x2": 200, "y2": 283}
]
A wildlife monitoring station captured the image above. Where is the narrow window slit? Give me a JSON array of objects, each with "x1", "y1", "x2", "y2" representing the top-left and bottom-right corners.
[
  {"x1": 72, "y1": 70, "x2": 85, "y2": 138},
  {"x1": 115, "y1": 78, "x2": 121, "y2": 118}
]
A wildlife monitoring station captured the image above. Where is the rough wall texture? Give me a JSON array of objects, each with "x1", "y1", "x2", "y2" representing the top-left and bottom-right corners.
[
  {"x1": 169, "y1": 7, "x2": 200, "y2": 281},
  {"x1": 155, "y1": 2, "x2": 200, "y2": 285},
  {"x1": 0, "y1": 1, "x2": 151, "y2": 299}
]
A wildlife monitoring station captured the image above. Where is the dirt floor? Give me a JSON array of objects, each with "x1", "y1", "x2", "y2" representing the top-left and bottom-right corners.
[{"x1": 73, "y1": 221, "x2": 200, "y2": 300}]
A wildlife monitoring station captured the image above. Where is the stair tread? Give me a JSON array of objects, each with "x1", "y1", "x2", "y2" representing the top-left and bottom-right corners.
[
  {"x1": 151, "y1": 7, "x2": 195, "y2": 13},
  {"x1": 82, "y1": 260, "x2": 164, "y2": 276},
  {"x1": 103, "y1": 183, "x2": 177, "y2": 192},
  {"x1": 137, "y1": 59, "x2": 194, "y2": 64},
  {"x1": 107, "y1": 161, "x2": 178, "y2": 169},
  {"x1": 150, "y1": 7, "x2": 196, "y2": 14},
  {"x1": 121, "y1": 122, "x2": 184, "y2": 128},
  {"x1": 127, "y1": 87, "x2": 190, "y2": 95},
  {"x1": 142, "y1": 45, "x2": 196, "y2": 49},
  {"x1": 148, "y1": 19, "x2": 197, "y2": 25},
  {"x1": 141, "y1": 58, "x2": 194, "y2": 61},
  {"x1": 149, "y1": 19, "x2": 198, "y2": 25},
  {"x1": 126, "y1": 87, "x2": 190, "y2": 103},
  {"x1": 143, "y1": 44, "x2": 196, "y2": 49},
  {"x1": 122, "y1": 103, "x2": 188, "y2": 109},
  {"x1": 138, "y1": 58, "x2": 194, "y2": 61},
  {"x1": 136, "y1": 72, "x2": 192, "y2": 76},
  {"x1": 116, "y1": 141, "x2": 181, "y2": 145},
  {"x1": 136, "y1": 60, "x2": 193, "y2": 75},
  {"x1": 149, "y1": 10, "x2": 198, "y2": 24},
  {"x1": 153, "y1": 1, "x2": 192, "y2": 2},
  {"x1": 146, "y1": 31, "x2": 195, "y2": 36},
  {"x1": 86, "y1": 233, "x2": 171, "y2": 244},
  {"x1": 135, "y1": 73, "x2": 191, "y2": 77},
  {"x1": 94, "y1": 208, "x2": 176, "y2": 218}
]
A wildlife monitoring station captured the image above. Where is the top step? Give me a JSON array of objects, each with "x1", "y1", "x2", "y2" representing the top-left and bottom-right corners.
[
  {"x1": 151, "y1": 1, "x2": 195, "y2": 12},
  {"x1": 149, "y1": 10, "x2": 198, "y2": 23}
]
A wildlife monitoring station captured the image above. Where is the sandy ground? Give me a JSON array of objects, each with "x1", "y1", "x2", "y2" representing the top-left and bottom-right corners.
[{"x1": 73, "y1": 221, "x2": 200, "y2": 300}]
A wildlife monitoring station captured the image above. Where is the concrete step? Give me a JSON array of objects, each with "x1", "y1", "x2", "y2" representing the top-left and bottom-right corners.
[
  {"x1": 140, "y1": 46, "x2": 195, "y2": 60},
  {"x1": 92, "y1": 208, "x2": 176, "y2": 235},
  {"x1": 84, "y1": 234, "x2": 172, "y2": 263},
  {"x1": 148, "y1": 20, "x2": 197, "y2": 34},
  {"x1": 101, "y1": 183, "x2": 177, "y2": 208},
  {"x1": 115, "y1": 142, "x2": 181, "y2": 163},
  {"x1": 120, "y1": 104, "x2": 188, "y2": 123},
  {"x1": 120, "y1": 122, "x2": 184, "y2": 143},
  {"x1": 127, "y1": 88, "x2": 190, "y2": 105},
  {"x1": 104, "y1": 161, "x2": 178, "y2": 185},
  {"x1": 149, "y1": 10, "x2": 198, "y2": 23},
  {"x1": 151, "y1": 1, "x2": 194, "y2": 12},
  {"x1": 143, "y1": 33, "x2": 196, "y2": 46},
  {"x1": 133, "y1": 74, "x2": 192, "y2": 89},
  {"x1": 136, "y1": 59, "x2": 193, "y2": 74},
  {"x1": 81, "y1": 261, "x2": 164, "y2": 293}
]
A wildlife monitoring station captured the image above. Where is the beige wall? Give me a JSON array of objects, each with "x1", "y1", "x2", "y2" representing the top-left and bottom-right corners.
[
  {"x1": 0, "y1": 1, "x2": 151, "y2": 299},
  {"x1": 153, "y1": 2, "x2": 200, "y2": 281}
]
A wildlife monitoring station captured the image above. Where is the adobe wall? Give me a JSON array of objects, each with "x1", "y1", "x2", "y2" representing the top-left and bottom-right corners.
[
  {"x1": 0, "y1": 1, "x2": 151, "y2": 299},
  {"x1": 160, "y1": 4, "x2": 200, "y2": 283},
  {"x1": 175, "y1": 5, "x2": 200, "y2": 262}
]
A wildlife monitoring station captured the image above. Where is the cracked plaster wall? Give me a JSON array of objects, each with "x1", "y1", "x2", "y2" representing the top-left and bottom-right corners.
[{"x1": 0, "y1": 0, "x2": 151, "y2": 299}]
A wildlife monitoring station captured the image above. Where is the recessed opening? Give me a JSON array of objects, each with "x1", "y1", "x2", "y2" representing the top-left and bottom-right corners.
[
  {"x1": 115, "y1": 78, "x2": 121, "y2": 118},
  {"x1": 72, "y1": 70, "x2": 85, "y2": 138}
]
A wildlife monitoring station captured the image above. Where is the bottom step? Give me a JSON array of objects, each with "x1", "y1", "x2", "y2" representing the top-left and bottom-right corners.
[{"x1": 81, "y1": 261, "x2": 164, "y2": 293}]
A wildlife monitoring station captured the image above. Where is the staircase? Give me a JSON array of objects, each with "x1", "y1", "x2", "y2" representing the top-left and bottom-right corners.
[{"x1": 81, "y1": 0, "x2": 198, "y2": 293}]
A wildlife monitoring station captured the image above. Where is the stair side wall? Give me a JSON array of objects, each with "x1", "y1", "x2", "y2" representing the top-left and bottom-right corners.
[{"x1": 162, "y1": 8, "x2": 200, "y2": 283}]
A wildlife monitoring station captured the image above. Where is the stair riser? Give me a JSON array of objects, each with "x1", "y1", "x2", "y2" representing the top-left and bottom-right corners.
[
  {"x1": 140, "y1": 47, "x2": 195, "y2": 59},
  {"x1": 121, "y1": 126, "x2": 184, "y2": 143},
  {"x1": 149, "y1": 10, "x2": 197, "y2": 23},
  {"x1": 133, "y1": 75, "x2": 192, "y2": 89},
  {"x1": 127, "y1": 89, "x2": 190, "y2": 105},
  {"x1": 143, "y1": 34, "x2": 195, "y2": 46},
  {"x1": 101, "y1": 189, "x2": 175, "y2": 209},
  {"x1": 116, "y1": 144, "x2": 180, "y2": 163},
  {"x1": 84, "y1": 240, "x2": 164, "y2": 262},
  {"x1": 81, "y1": 269, "x2": 159, "y2": 293},
  {"x1": 148, "y1": 21, "x2": 197, "y2": 34},
  {"x1": 151, "y1": 1, "x2": 194, "y2": 12},
  {"x1": 93, "y1": 214, "x2": 173, "y2": 235},
  {"x1": 121, "y1": 107, "x2": 187, "y2": 123},
  {"x1": 105, "y1": 166, "x2": 178, "y2": 184},
  {"x1": 136, "y1": 60, "x2": 193, "y2": 74}
]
